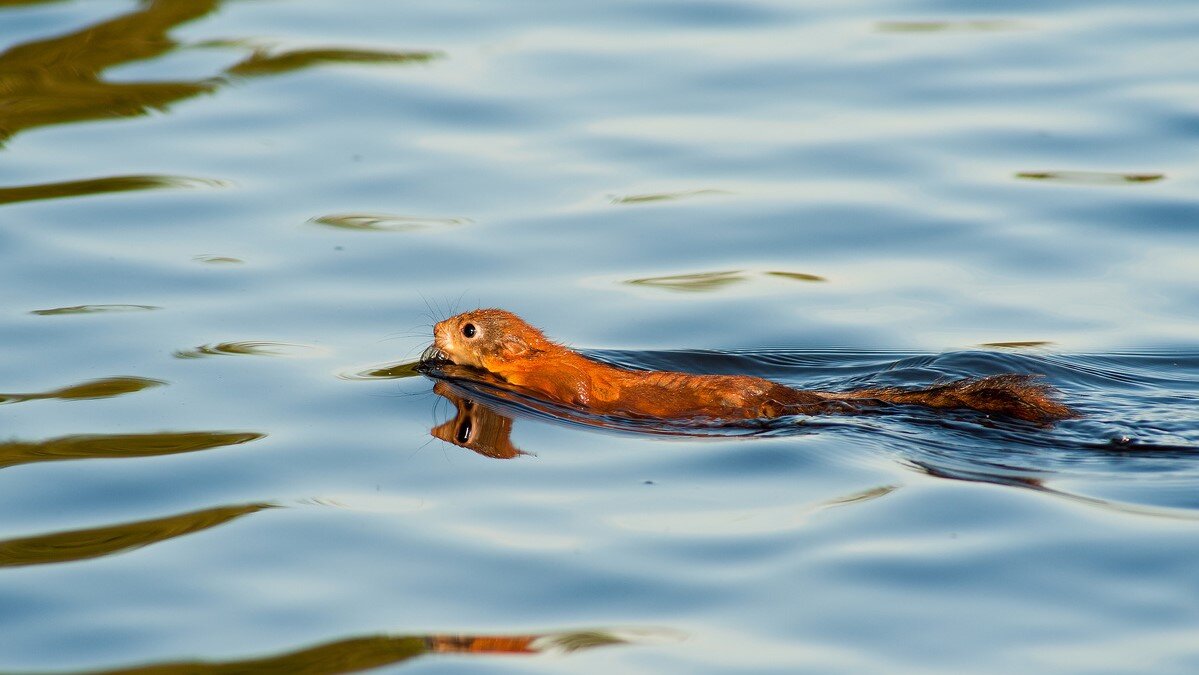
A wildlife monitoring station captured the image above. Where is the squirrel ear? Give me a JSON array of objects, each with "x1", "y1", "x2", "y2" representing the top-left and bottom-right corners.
[{"x1": 501, "y1": 337, "x2": 530, "y2": 359}]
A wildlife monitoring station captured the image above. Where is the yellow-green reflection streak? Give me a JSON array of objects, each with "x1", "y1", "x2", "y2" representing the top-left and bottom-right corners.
[
  {"x1": 0, "y1": 0, "x2": 221, "y2": 143},
  {"x1": 55, "y1": 628, "x2": 654, "y2": 675},
  {"x1": 310, "y1": 213, "x2": 469, "y2": 233},
  {"x1": 0, "y1": 503, "x2": 273, "y2": 568},
  {"x1": 339, "y1": 359, "x2": 423, "y2": 380},
  {"x1": 626, "y1": 270, "x2": 747, "y2": 293},
  {"x1": 0, "y1": 175, "x2": 225, "y2": 206},
  {"x1": 1015, "y1": 171, "x2": 1165, "y2": 185},
  {"x1": 0, "y1": 0, "x2": 442, "y2": 146},
  {"x1": 765, "y1": 271, "x2": 827, "y2": 283},
  {"x1": 0, "y1": 376, "x2": 164, "y2": 405},
  {"x1": 173, "y1": 342, "x2": 324, "y2": 358},
  {"x1": 980, "y1": 341, "x2": 1055, "y2": 349},
  {"x1": 193, "y1": 255, "x2": 244, "y2": 265},
  {"x1": 625, "y1": 269, "x2": 830, "y2": 293},
  {"x1": 610, "y1": 188, "x2": 727, "y2": 205},
  {"x1": 875, "y1": 20, "x2": 1028, "y2": 32},
  {"x1": 0, "y1": 431, "x2": 263, "y2": 470},
  {"x1": 226, "y1": 47, "x2": 441, "y2": 77},
  {"x1": 30, "y1": 304, "x2": 161, "y2": 316}
]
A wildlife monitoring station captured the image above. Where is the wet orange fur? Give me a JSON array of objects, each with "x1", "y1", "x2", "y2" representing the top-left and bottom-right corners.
[{"x1": 431, "y1": 309, "x2": 1073, "y2": 423}]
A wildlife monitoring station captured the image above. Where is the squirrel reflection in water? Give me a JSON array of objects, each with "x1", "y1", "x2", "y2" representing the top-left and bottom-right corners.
[{"x1": 430, "y1": 381, "x2": 527, "y2": 459}]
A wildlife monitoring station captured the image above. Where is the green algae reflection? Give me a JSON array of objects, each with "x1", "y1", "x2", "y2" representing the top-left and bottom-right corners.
[
  {"x1": 0, "y1": 431, "x2": 263, "y2": 470},
  {"x1": 0, "y1": 376, "x2": 165, "y2": 405},
  {"x1": 0, "y1": 503, "x2": 274, "y2": 568}
]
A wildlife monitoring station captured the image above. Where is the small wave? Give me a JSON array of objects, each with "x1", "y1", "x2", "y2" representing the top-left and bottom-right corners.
[
  {"x1": 174, "y1": 342, "x2": 326, "y2": 358},
  {"x1": 1015, "y1": 170, "x2": 1165, "y2": 186},
  {"x1": 309, "y1": 213, "x2": 470, "y2": 233},
  {"x1": 30, "y1": 304, "x2": 160, "y2": 316},
  {"x1": 338, "y1": 359, "x2": 423, "y2": 380}
]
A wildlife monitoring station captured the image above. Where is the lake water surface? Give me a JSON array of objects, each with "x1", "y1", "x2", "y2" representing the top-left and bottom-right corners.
[{"x1": 2, "y1": 1, "x2": 1198, "y2": 673}]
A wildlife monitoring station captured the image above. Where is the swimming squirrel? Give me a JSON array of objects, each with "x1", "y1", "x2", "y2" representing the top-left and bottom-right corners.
[{"x1": 425, "y1": 309, "x2": 1073, "y2": 424}]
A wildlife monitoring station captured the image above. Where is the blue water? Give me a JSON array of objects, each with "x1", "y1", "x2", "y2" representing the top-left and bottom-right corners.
[{"x1": 1, "y1": 0, "x2": 1198, "y2": 672}]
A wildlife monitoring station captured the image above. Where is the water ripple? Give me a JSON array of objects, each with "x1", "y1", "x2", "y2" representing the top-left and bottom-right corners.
[
  {"x1": 623, "y1": 269, "x2": 828, "y2": 293},
  {"x1": 193, "y1": 254, "x2": 244, "y2": 265},
  {"x1": 30, "y1": 304, "x2": 160, "y2": 316},
  {"x1": 309, "y1": 213, "x2": 470, "y2": 233},
  {"x1": 173, "y1": 342, "x2": 326, "y2": 359},
  {"x1": 338, "y1": 359, "x2": 423, "y2": 380},
  {"x1": 1015, "y1": 170, "x2": 1166, "y2": 186},
  {"x1": 610, "y1": 189, "x2": 728, "y2": 205}
]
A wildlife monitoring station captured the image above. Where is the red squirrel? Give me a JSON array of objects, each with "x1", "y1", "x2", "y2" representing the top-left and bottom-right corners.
[{"x1": 428, "y1": 309, "x2": 1072, "y2": 423}]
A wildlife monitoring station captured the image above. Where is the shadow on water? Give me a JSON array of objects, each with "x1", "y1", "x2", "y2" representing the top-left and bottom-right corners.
[
  {"x1": 0, "y1": 376, "x2": 165, "y2": 404},
  {"x1": 18, "y1": 627, "x2": 676, "y2": 675},
  {"x1": 0, "y1": 0, "x2": 440, "y2": 200},
  {"x1": 0, "y1": 503, "x2": 273, "y2": 568},
  {"x1": 0, "y1": 431, "x2": 263, "y2": 470},
  {"x1": 411, "y1": 348, "x2": 1199, "y2": 514}
]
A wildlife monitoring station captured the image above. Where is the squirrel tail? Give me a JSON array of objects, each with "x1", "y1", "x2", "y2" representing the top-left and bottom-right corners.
[{"x1": 832, "y1": 374, "x2": 1073, "y2": 423}]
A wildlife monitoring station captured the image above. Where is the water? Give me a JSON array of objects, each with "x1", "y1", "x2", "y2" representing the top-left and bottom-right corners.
[{"x1": 1, "y1": 0, "x2": 1198, "y2": 672}]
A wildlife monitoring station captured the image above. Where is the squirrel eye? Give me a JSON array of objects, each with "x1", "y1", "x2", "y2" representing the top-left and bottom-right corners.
[
  {"x1": 462, "y1": 323, "x2": 477, "y2": 338},
  {"x1": 456, "y1": 421, "x2": 472, "y2": 444}
]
